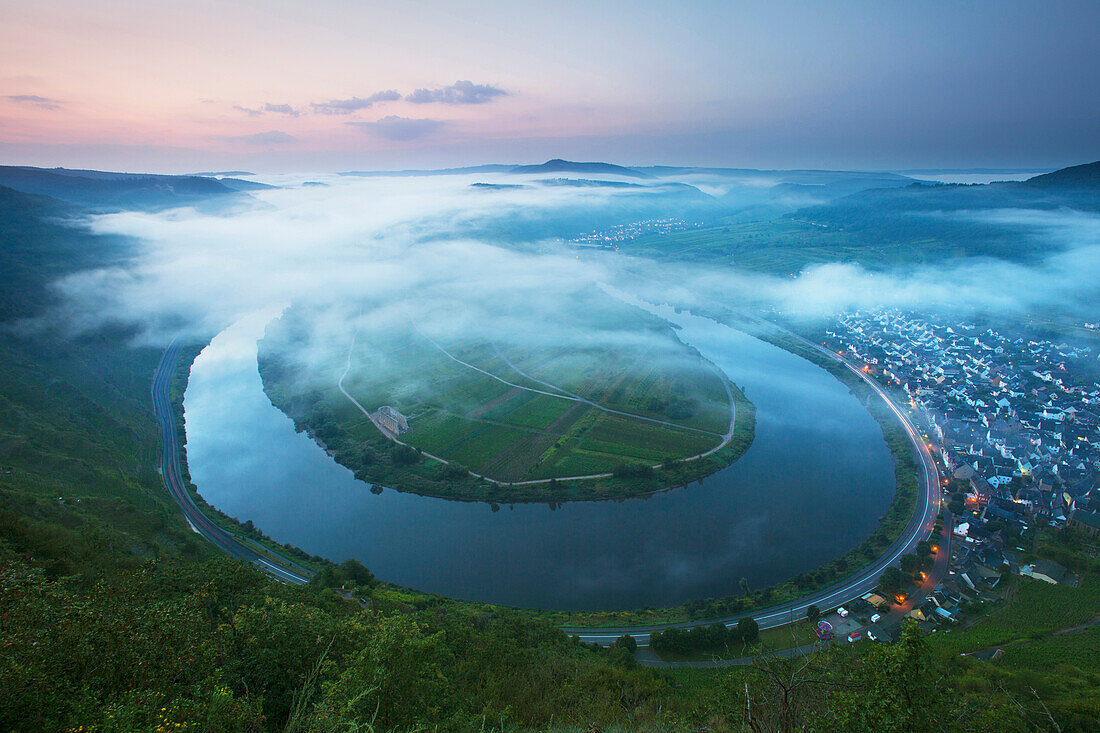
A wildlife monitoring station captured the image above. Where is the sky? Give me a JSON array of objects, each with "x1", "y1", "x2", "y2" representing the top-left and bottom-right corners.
[{"x1": 2, "y1": 0, "x2": 1098, "y2": 173}]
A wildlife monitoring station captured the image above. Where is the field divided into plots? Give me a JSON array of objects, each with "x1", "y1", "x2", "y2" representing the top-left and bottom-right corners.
[
  {"x1": 259, "y1": 287, "x2": 749, "y2": 491},
  {"x1": 339, "y1": 330, "x2": 727, "y2": 482},
  {"x1": 314, "y1": 288, "x2": 732, "y2": 482}
]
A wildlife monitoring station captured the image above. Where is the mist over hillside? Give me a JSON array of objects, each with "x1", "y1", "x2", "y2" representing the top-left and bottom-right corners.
[{"x1": 15, "y1": 159, "x2": 1088, "y2": 352}]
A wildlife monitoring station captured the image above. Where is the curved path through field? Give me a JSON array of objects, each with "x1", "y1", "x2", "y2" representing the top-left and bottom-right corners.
[
  {"x1": 413, "y1": 320, "x2": 727, "y2": 437},
  {"x1": 337, "y1": 326, "x2": 737, "y2": 485}
]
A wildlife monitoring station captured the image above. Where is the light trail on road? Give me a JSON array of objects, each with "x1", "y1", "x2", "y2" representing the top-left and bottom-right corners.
[
  {"x1": 564, "y1": 329, "x2": 942, "y2": 645},
  {"x1": 152, "y1": 343, "x2": 311, "y2": 585}
]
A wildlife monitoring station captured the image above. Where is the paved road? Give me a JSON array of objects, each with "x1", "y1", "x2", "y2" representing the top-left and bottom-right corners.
[
  {"x1": 152, "y1": 343, "x2": 310, "y2": 585},
  {"x1": 564, "y1": 338, "x2": 941, "y2": 645},
  {"x1": 635, "y1": 516, "x2": 954, "y2": 668}
]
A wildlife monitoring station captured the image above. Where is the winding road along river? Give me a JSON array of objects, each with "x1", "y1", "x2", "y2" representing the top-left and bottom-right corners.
[{"x1": 184, "y1": 307, "x2": 896, "y2": 611}]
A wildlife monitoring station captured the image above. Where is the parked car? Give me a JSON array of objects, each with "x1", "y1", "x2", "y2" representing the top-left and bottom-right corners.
[
  {"x1": 847, "y1": 631, "x2": 863, "y2": 643},
  {"x1": 870, "y1": 613, "x2": 881, "y2": 623},
  {"x1": 837, "y1": 607, "x2": 849, "y2": 618}
]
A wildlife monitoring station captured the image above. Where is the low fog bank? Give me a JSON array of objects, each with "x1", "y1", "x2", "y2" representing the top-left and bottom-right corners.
[
  {"x1": 641, "y1": 209, "x2": 1100, "y2": 319},
  {"x1": 49, "y1": 170, "x2": 1100, "y2": 355}
]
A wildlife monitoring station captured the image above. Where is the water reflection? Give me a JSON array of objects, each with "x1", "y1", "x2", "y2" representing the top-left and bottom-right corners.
[{"x1": 184, "y1": 308, "x2": 895, "y2": 610}]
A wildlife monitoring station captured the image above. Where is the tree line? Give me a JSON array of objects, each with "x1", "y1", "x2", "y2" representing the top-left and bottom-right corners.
[{"x1": 650, "y1": 617, "x2": 759, "y2": 655}]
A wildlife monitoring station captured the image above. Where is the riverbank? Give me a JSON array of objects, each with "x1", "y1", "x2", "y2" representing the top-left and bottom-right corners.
[
  {"x1": 167, "y1": 343, "x2": 330, "y2": 576},
  {"x1": 520, "y1": 310, "x2": 921, "y2": 627},
  {"x1": 174, "y1": 306, "x2": 920, "y2": 625}
]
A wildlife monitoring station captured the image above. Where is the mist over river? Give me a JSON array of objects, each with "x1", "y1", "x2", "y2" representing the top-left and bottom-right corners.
[{"x1": 184, "y1": 307, "x2": 895, "y2": 611}]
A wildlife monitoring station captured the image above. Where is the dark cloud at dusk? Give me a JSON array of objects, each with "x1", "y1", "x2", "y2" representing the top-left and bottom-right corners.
[
  {"x1": 226, "y1": 130, "x2": 296, "y2": 145},
  {"x1": 311, "y1": 91, "x2": 402, "y2": 115},
  {"x1": 6, "y1": 94, "x2": 63, "y2": 110},
  {"x1": 405, "y1": 80, "x2": 507, "y2": 105}
]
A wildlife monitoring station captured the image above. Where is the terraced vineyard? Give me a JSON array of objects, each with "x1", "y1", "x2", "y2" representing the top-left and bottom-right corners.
[{"x1": 259, "y1": 288, "x2": 753, "y2": 499}]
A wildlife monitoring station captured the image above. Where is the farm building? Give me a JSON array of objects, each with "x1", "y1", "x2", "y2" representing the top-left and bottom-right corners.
[{"x1": 377, "y1": 406, "x2": 410, "y2": 435}]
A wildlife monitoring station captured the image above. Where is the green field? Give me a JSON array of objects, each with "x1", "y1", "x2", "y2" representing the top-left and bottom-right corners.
[
  {"x1": 259, "y1": 287, "x2": 751, "y2": 498},
  {"x1": 615, "y1": 184, "x2": 1061, "y2": 276}
]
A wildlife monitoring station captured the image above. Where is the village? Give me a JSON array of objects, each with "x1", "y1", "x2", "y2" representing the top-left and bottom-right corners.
[
  {"x1": 817, "y1": 310, "x2": 1098, "y2": 638},
  {"x1": 567, "y1": 217, "x2": 702, "y2": 249}
]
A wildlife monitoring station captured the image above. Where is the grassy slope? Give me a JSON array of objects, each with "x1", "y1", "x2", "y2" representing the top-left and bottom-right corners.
[
  {"x1": 928, "y1": 574, "x2": 1099, "y2": 657},
  {"x1": 0, "y1": 186, "x2": 214, "y2": 567}
]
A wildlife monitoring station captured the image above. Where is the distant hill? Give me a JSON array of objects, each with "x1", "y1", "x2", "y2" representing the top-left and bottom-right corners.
[
  {"x1": 615, "y1": 158, "x2": 1100, "y2": 273},
  {"x1": 0, "y1": 166, "x2": 264, "y2": 211},
  {"x1": 783, "y1": 160, "x2": 1100, "y2": 230},
  {"x1": 206, "y1": 177, "x2": 276, "y2": 192},
  {"x1": 509, "y1": 159, "x2": 652, "y2": 178},
  {"x1": 191, "y1": 170, "x2": 256, "y2": 176},
  {"x1": 537, "y1": 178, "x2": 641, "y2": 189},
  {"x1": 340, "y1": 165, "x2": 515, "y2": 177},
  {"x1": 1024, "y1": 160, "x2": 1100, "y2": 189},
  {"x1": 644, "y1": 165, "x2": 911, "y2": 182},
  {"x1": 0, "y1": 185, "x2": 116, "y2": 319},
  {"x1": 898, "y1": 167, "x2": 1052, "y2": 175}
]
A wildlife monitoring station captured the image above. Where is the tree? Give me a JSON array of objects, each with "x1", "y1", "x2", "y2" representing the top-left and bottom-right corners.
[
  {"x1": 805, "y1": 605, "x2": 820, "y2": 625},
  {"x1": 817, "y1": 621, "x2": 947, "y2": 732},
  {"x1": 612, "y1": 634, "x2": 637, "y2": 654},
  {"x1": 440, "y1": 462, "x2": 468, "y2": 480},
  {"x1": 390, "y1": 443, "x2": 421, "y2": 466},
  {"x1": 899, "y1": 553, "x2": 920, "y2": 573},
  {"x1": 338, "y1": 558, "x2": 376, "y2": 589},
  {"x1": 878, "y1": 566, "x2": 906, "y2": 594},
  {"x1": 612, "y1": 462, "x2": 654, "y2": 479},
  {"x1": 308, "y1": 614, "x2": 451, "y2": 731},
  {"x1": 739, "y1": 641, "x2": 837, "y2": 731},
  {"x1": 740, "y1": 577, "x2": 750, "y2": 595},
  {"x1": 738, "y1": 617, "x2": 759, "y2": 644}
]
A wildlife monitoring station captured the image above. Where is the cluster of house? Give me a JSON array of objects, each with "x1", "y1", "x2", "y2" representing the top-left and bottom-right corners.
[
  {"x1": 910, "y1": 539, "x2": 1011, "y2": 631},
  {"x1": 823, "y1": 311, "x2": 1095, "y2": 629},
  {"x1": 827, "y1": 311, "x2": 1099, "y2": 529},
  {"x1": 900, "y1": 536, "x2": 1080, "y2": 637},
  {"x1": 568, "y1": 218, "x2": 701, "y2": 249}
]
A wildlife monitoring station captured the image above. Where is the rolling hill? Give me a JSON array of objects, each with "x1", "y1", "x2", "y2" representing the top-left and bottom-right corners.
[
  {"x1": 508, "y1": 158, "x2": 653, "y2": 178},
  {"x1": 0, "y1": 165, "x2": 270, "y2": 211},
  {"x1": 1024, "y1": 160, "x2": 1100, "y2": 190}
]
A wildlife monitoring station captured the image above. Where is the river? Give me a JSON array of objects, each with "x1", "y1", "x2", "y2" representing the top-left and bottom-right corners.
[{"x1": 183, "y1": 307, "x2": 895, "y2": 611}]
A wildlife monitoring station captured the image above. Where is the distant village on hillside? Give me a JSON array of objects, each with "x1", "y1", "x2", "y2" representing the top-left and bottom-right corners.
[{"x1": 568, "y1": 218, "x2": 702, "y2": 249}]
